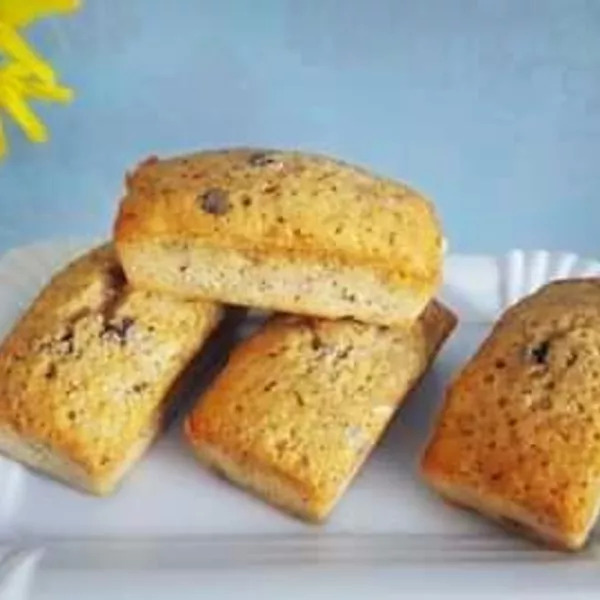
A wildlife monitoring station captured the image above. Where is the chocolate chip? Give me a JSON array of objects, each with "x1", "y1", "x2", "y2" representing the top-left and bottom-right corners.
[
  {"x1": 58, "y1": 329, "x2": 75, "y2": 354},
  {"x1": 248, "y1": 152, "x2": 277, "y2": 167},
  {"x1": 531, "y1": 340, "x2": 550, "y2": 365},
  {"x1": 107, "y1": 265, "x2": 127, "y2": 290},
  {"x1": 45, "y1": 363, "x2": 57, "y2": 379},
  {"x1": 311, "y1": 335, "x2": 323, "y2": 351},
  {"x1": 101, "y1": 317, "x2": 135, "y2": 345},
  {"x1": 132, "y1": 382, "x2": 149, "y2": 393},
  {"x1": 263, "y1": 381, "x2": 277, "y2": 392},
  {"x1": 199, "y1": 188, "x2": 230, "y2": 215},
  {"x1": 60, "y1": 330, "x2": 73, "y2": 343}
]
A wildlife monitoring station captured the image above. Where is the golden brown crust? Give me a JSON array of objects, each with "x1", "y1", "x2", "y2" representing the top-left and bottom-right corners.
[
  {"x1": 0, "y1": 244, "x2": 222, "y2": 494},
  {"x1": 114, "y1": 148, "x2": 443, "y2": 325},
  {"x1": 185, "y1": 301, "x2": 456, "y2": 520},
  {"x1": 422, "y1": 279, "x2": 600, "y2": 550}
]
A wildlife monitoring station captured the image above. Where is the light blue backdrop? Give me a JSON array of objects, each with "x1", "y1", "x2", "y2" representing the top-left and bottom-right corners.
[{"x1": 0, "y1": 0, "x2": 598, "y2": 257}]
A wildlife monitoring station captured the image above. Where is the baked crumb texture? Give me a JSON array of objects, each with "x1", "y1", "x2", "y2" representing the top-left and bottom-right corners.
[
  {"x1": 0, "y1": 245, "x2": 221, "y2": 494},
  {"x1": 186, "y1": 300, "x2": 456, "y2": 521},
  {"x1": 422, "y1": 279, "x2": 600, "y2": 550},
  {"x1": 115, "y1": 148, "x2": 443, "y2": 327}
]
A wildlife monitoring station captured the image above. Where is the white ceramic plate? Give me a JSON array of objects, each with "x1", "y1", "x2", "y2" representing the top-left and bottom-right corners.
[{"x1": 1, "y1": 241, "x2": 600, "y2": 600}]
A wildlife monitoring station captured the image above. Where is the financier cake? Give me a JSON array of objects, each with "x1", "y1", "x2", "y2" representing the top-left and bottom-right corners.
[
  {"x1": 185, "y1": 300, "x2": 456, "y2": 521},
  {"x1": 422, "y1": 279, "x2": 600, "y2": 550},
  {"x1": 114, "y1": 148, "x2": 443, "y2": 327},
  {"x1": 0, "y1": 245, "x2": 221, "y2": 495}
]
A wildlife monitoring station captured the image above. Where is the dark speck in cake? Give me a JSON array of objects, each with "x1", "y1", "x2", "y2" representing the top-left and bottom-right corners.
[
  {"x1": 101, "y1": 317, "x2": 135, "y2": 345},
  {"x1": 199, "y1": 188, "x2": 230, "y2": 215},
  {"x1": 530, "y1": 340, "x2": 550, "y2": 366}
]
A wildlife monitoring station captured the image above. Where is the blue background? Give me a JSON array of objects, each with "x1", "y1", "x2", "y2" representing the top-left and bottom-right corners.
[{"x1": 0, "y1": 0, "x2": 599, "y2": 257}]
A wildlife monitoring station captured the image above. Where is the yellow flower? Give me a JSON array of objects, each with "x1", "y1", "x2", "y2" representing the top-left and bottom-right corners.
[
  {"x1": 0, "y1": 0, "x2": 79, "y2": 158},
  {"x1": 0, "y1": 0, "x2": 80, "y2": 28}
]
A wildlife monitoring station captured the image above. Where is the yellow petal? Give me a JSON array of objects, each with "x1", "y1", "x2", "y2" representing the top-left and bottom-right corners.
[
  {"x1": 1, "y1": 61, "x2": 73, "y2": 103},
  {"x1": 0, "y1": 86, "x2": 48, "y2": 143},
  {"x1": 25, "y1": 79, "x2": 73, "y2": 103},
  {"x1": 0, "y1": 0, "x2": 80, "y2": 27},
  {"x1": 0, "y1": 65, "x2": 22, "y2": 97},
  {"x1": 0, "y1": 22, "x2": 56, "y2": 84},
  {"x1": 0, "y1": 116, "x2": 6, "y2": 158},
  {"x1": 0, "y1": 61, "x2": 30, "y2": 80}
]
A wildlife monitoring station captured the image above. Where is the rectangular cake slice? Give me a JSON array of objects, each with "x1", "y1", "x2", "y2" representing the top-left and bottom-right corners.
[
  {"x1": 0, "y1": 245, "x2": 221, "y2": 495},
  {"x1": 185, "y1": 301, "x2": 456, "y2": 520},
  {"x1": 422, "y1": 279, "x2": 600, "y2": 550},
  {"x1": 114, "y1": 148, "x2": 443, "y2": 327}
]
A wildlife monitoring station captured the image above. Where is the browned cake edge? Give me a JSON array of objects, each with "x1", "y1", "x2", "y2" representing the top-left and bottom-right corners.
[
  {"x1": 0, "y1": 423, "x2": 157, "y2": 495},
  {"x1": 423, "y1": 474, "x2": 589, "y2": 551}
]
